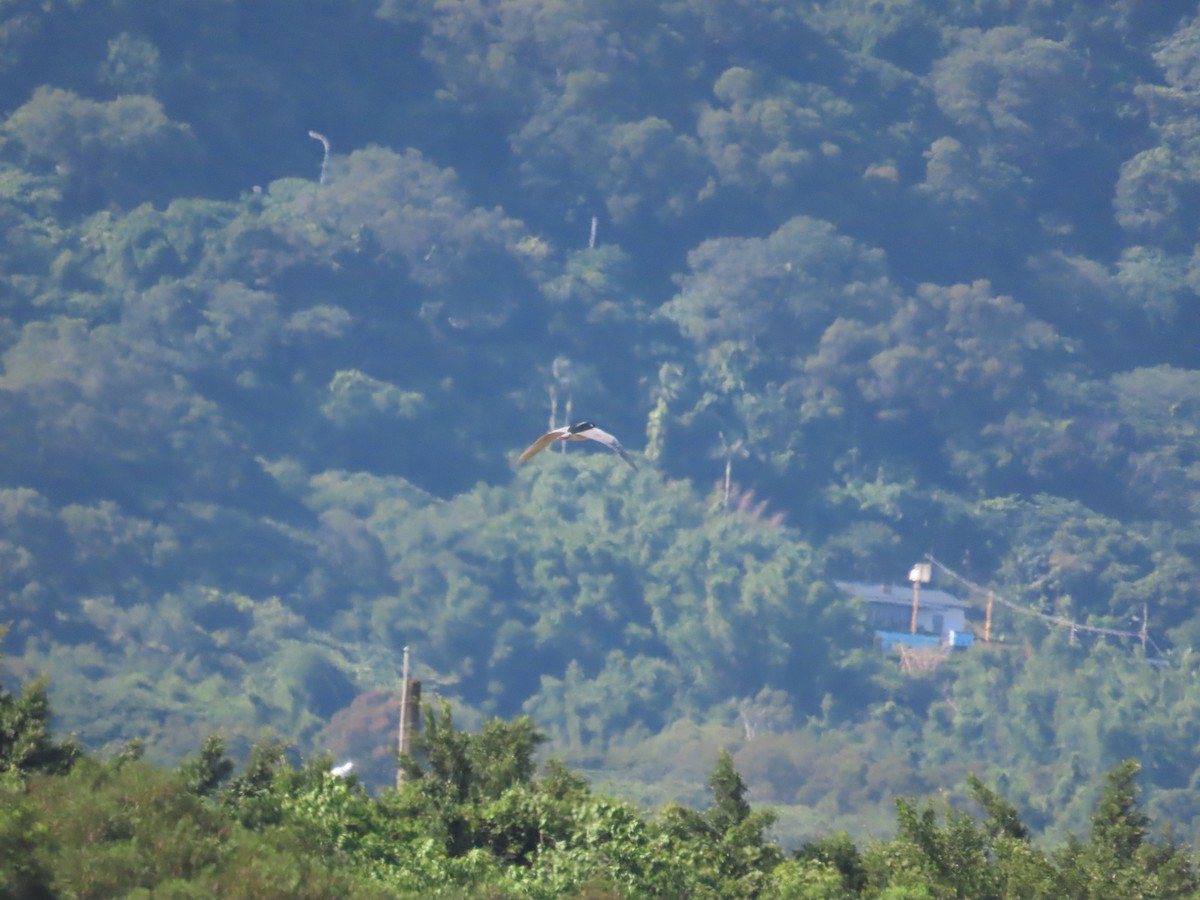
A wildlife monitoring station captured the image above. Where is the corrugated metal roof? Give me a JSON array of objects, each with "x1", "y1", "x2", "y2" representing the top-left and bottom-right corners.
[{"x1": 836, "y1": 580, "x2": 968, "y2": 609}]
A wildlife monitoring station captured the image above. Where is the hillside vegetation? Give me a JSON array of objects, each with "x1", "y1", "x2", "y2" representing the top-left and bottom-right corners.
[
  {"x1": 3, "y1": 0, "x2": 1200, "y2": 848},
  {"x1": 2, "y1": 674, "x2": 1197, "y2": 899}
]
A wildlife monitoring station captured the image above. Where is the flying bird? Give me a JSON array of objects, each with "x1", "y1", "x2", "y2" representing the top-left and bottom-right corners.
[{"x1": 518, "y1": 421, "x2": 637, "y2": 469}]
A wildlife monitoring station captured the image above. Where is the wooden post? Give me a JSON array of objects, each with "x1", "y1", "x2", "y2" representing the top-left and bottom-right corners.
[
  {"x1": 984, "y1": 590, "x2": 993, "y2": 642},
  {"x1": 907, "y1": 563, "x2": 930, "y2": 635}
]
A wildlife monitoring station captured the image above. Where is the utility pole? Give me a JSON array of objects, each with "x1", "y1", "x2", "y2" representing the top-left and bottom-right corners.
[
  {"x1": 984, "y1": 590, "x2": 994, "y2": 642},
  {"x1": 396, "y1": 646, "x2": 421, "y2": 789}
]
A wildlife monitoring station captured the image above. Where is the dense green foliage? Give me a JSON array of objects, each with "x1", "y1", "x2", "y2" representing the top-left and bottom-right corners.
[
  {"x1": 2, "y1": 683, "x2": 1198, "y2": 898},
  {"x1": 3, "y1": 0, "x2": 1200, "y2": 852}
]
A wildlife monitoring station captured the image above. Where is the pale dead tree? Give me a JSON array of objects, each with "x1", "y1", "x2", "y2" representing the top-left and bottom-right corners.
[
  {"x1": 549, "y1": 357, "x2": 573, "y2": 446},
  {"x1": 716, "y1": 431, "x2": 749, "y2": 510},
  {"x1": 589, "y1": 215, "x2": 598, "y2": 249},
  {"x1": 543, "y1": 356, "x2": 599, "y2": 452},
  {"x1": 739, "y1": 702, "x2": 760, "y2": 741},
  {"x1": 547, "y1": 382, "x2": 559, "y2": 434},
  {"x1": 308, "y1": 130, "x2": 331, "y2": 184}
]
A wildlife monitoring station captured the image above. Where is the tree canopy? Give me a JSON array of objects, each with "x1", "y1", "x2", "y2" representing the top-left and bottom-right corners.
[{"x1": 2, "y1": 0, "x2": 1200, "y2": 854}]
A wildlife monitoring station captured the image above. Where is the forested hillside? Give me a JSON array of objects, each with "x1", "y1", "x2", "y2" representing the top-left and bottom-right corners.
[
  {"x1": 4, "y1": 0, "x2": 1200, "y2": 849},
  {"x1": 3, "y1": 672, "x2": 1198, "y2": 898}
]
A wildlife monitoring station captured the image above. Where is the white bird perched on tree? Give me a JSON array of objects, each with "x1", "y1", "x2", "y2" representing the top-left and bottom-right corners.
[{"x1": 330, "y1": 760, "x2": 354, "y2": 777}]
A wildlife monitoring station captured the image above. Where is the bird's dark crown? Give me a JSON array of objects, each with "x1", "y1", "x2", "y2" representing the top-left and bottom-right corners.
[{"x1": 568, "y1": 421, "x2": 595, "y2": 433}]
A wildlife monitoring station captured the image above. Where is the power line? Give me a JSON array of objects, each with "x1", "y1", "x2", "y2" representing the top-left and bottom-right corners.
[{"x1": 925, "y1": 554, "x2": 1166, "y2": 656}]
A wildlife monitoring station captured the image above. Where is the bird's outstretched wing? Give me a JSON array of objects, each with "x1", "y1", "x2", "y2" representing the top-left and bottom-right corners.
[
  {"x1": 518, "y1": 421, "x2": 638, "y2": 469},
  {"x1": 574, "y1": 424, "x2": 638, "y2": 470},
  {"x1": 517, "y1": 427, "x2": 570, "y2": 463}
]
